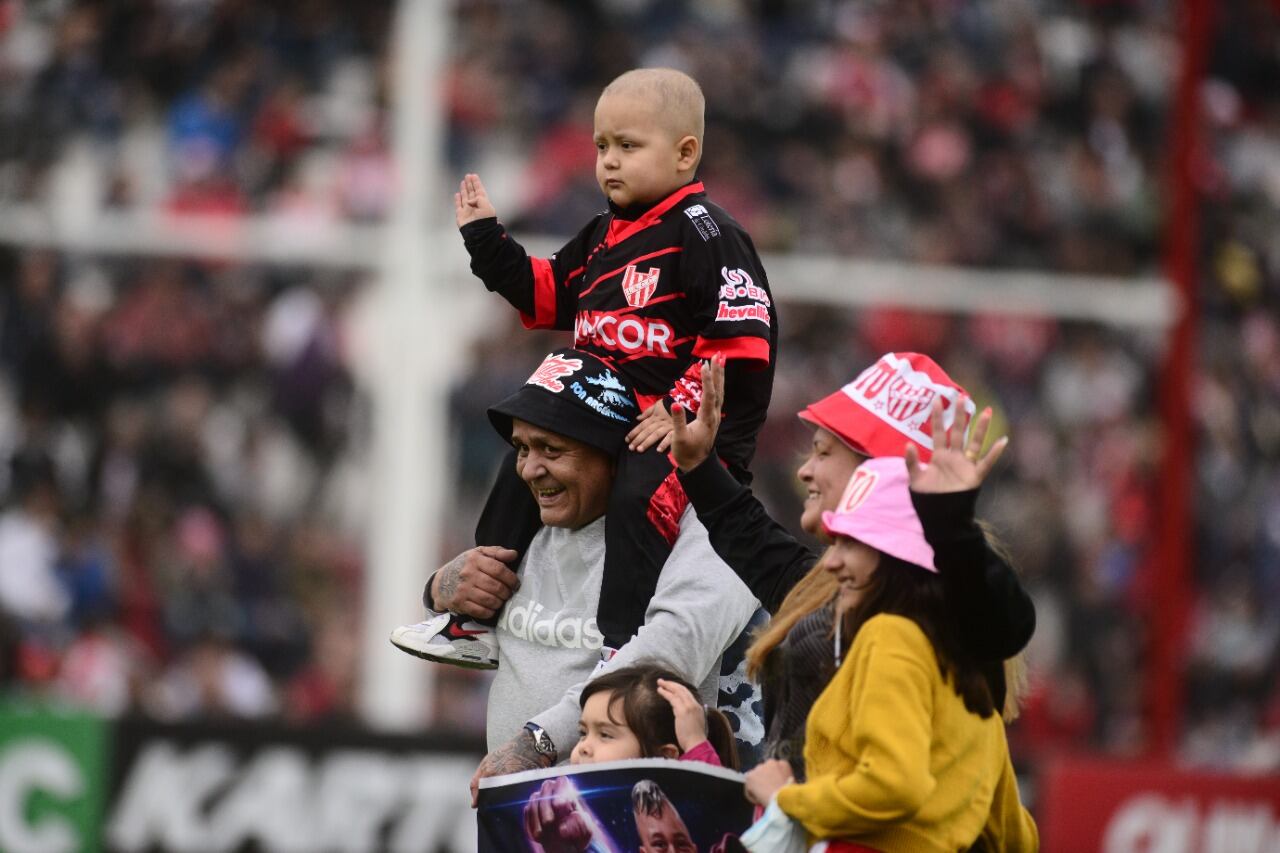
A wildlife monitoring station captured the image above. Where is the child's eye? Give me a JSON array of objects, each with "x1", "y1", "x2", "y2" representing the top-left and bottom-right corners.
[{"x1": 620, "y1": 141, "x2": 635, "y2": 150}]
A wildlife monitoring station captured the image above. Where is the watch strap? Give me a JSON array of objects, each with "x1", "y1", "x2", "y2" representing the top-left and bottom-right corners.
[{"x1": 423, "y1": 570, "x2": 441, "y2": 612}]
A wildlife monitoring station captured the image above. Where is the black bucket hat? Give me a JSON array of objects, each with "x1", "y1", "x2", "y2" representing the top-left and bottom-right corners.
[{"x1": 488, "y1": 349, "x2": 639, "y2": 457}]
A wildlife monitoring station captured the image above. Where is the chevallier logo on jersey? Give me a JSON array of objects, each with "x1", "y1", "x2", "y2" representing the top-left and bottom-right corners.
[
  {"x1": 715, "y1": 267, "x2": 772, "y2": 325},
  {"x1": 574, "y1": 311, "x2": 675, "y2": 357}
]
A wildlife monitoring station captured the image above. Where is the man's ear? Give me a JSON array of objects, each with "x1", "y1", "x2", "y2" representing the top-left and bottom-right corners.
[
  {"x1": 658, "y1": 743, "x2": 680, "y2": 759},
  {"x1": 676, "y1": 135, "x2": 699, "y2": 173}
]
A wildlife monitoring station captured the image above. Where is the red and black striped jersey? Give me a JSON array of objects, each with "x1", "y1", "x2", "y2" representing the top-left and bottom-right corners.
[{"x1": 460, "y1": 181, "x2": 777, "y2": 476}]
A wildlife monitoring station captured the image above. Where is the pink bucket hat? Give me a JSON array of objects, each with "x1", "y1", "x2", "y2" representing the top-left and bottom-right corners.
[
  {"x1": 821, "y1": 457, "x2": 936, "y2": 572},
  {"x1": 798, "y1": 352, "x2": 976, "y2": 462}
]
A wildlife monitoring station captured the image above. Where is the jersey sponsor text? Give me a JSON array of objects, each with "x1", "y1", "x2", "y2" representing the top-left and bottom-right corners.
[{"x1": 574, "y1": 310, "x2": 676, "y2": 356}]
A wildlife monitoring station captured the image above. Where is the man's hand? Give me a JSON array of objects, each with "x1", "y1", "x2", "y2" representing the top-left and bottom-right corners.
[
  {"x1": 669, "y1": 356, "x2": 724, "y2": 472},
  {"x1": 432, "y1": 546, "x2": 520, "y2": 619},
  {"x1": 455, "y1": 172, "x2": 497, "y2": 227},
  {"x1": 470, "y1": 729, "x2": 553, "y2": 807},
  {"x1": 905, "y1": 396, "x2": 1008, "y2": 493},
  {"x1": 627, "y1": 401, "x2": 675, "y2": 453}
]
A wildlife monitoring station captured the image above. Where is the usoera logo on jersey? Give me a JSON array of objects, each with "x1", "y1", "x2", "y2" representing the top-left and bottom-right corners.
[
  {"x1": 575, "y1": 311, "x2": 675, "y2": 357},
  {"x1": 498, "y1": 599, "x2": 605, "y2": 649}
]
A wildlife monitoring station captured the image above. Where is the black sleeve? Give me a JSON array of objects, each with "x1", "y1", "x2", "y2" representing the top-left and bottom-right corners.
[
  {"x1": 677, "y1": 456, "x2": 819, "y2": 614},
  {"x1": 679, "y1": 218, "x2": 774, "y2": 368},
  {"x1": 665, "y1": 218, "x2": 777, "y2": 471},
  {"x1": 910, "y1": 489, "x2": 1036, "y2": 661},
  {"x1": 459, "y1": 217, "x2": 597, "y2": 330},
  {"x1": 460, "y1": 217, "x2": 535, "y2": 315}
]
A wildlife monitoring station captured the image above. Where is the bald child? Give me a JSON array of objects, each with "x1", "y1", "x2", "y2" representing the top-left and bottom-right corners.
[{"x1": 396, "y1": 69, "x2": 777, "y2": 687}]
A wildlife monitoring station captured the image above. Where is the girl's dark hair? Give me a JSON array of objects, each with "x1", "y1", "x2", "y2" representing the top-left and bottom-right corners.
[
  {"x1": 579, "y1": 663, "x2": 740, "y2": 770},
  {"x1": 838, "y1": 555, "x2": 996, "y2": 718}
]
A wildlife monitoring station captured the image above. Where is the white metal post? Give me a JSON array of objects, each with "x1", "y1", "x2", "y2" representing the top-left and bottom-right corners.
[{"x1": 358, "y1": 0, "x2": 453, "y2": 729}]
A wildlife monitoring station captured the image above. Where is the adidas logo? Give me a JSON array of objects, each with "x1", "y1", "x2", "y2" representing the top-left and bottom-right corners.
[{"x1": 497, "y1": 600, "x2": 604, "y2": 649}]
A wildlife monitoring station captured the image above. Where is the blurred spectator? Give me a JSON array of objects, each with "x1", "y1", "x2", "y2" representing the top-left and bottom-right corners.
[
  {"x1": 0, "y1": 248, "x2": 365, "y2": 729},
  {"x1": 0, "y1": 452, "x2": 66, "y2": 624}
]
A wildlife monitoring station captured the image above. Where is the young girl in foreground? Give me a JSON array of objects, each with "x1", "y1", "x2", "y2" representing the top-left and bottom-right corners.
[
  {"x1": 571, "y1": 663, "x2": 740, "y2": 768},
  {"x1": 522, "y1": 666, "x2": 743, "y2": 853},
  {"x1": 742, "y1": 452, "x2": 1038, "y2": 852}
]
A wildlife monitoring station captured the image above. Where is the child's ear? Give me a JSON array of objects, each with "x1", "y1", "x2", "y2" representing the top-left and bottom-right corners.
[
  {"x1": 658, "y1": 743, "x2": 680, "y2": 760},
  {"x1": 676, "y1": 135, "x2": 699, "y2": 173}
]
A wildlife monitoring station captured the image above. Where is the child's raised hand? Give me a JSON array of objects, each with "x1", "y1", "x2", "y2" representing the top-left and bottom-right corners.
[
  {"x1": 455, "y1": 173, "x2": 497, "y2": 227},
  {"x1": 656, "y1": 678, "x2": 708, "y2": 754},
  {"x1": 627, "y1": 401, "x2": 675, "y2": 453}
]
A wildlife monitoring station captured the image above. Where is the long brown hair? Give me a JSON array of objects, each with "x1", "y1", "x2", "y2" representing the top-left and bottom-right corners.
[
  {"x1": 745, "y1": 547, "x2": 838, "y2": 680},
  {"x1": 839, "y1": 553, "x2": 996, "y2": 718},
  {"x1": 748, "y1": 526, "x2": 1027, "y2": 720},
  {"x1": 579, "y1": 664, "x2": 741, "y2": 769}
]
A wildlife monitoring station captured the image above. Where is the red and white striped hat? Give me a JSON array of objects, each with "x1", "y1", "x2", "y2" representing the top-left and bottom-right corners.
[{"x1": 798, "y1": 352, "x2": 975, "y2": 462}]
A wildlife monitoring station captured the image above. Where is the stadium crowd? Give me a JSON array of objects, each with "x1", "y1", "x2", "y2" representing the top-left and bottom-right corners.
[{"x1": 0, "y1": 0, "x2": 1277, "y2": 779}]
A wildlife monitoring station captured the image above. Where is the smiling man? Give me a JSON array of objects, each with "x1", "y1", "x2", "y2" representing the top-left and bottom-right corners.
[{"x1": 401, "y1": 349, "x2": 759, "y2": 796}]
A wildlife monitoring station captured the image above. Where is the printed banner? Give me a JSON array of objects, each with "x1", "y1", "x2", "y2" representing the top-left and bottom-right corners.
[
  {"x1": 0, "y1": 702, "x2": 487, "y2": 853},
  {"x1": 478, "y1": 759, "x2": 755, "y2": 853},
  {"x1": 0, "y1": 702, "x2": 108, "y2": 853},
  {"x1": 104, "y1": 716, "x2": 483, "y2": 853},
  {"x1": 1039, "y1": 757, "x2": 1280, "y2": 853}
]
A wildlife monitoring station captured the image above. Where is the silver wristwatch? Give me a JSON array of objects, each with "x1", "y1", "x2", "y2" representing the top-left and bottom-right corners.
[{"x1": 523, "y1": 722, "x2": 557, "y2": 761}]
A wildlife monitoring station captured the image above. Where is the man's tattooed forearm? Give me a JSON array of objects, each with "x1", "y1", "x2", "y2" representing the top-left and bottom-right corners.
[
  {"x1": 481, "y1": 732, "x2": 552, "y2": 778},
  {"x1": 438, "y1": 553, "x2": 463, "y2": 607}
]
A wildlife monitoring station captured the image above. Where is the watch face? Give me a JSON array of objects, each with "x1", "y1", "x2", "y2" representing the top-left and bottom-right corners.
[{"x1": 527, "y1": 725, "x2": 554, "y2": 755}]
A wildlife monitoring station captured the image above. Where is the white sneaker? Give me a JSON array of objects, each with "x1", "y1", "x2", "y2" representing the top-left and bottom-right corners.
[{"x1": 389, "y1": 612, "x2": 499, "y2": 670}]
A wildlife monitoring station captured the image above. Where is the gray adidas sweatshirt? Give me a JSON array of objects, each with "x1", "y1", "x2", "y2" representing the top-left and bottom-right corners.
[{"x1": 485, "y1": 507, "x2": 760, "y2": 756}]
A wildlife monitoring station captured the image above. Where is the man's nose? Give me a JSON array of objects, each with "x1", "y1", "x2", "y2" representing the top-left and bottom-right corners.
[{"x1": 520, "y1": 452, "x2": 547, "y2": 480}]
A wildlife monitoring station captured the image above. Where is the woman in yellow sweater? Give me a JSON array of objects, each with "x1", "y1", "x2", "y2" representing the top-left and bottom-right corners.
[{"x1": 742, "y1": 410, "x2": 1039, "y2": 853}]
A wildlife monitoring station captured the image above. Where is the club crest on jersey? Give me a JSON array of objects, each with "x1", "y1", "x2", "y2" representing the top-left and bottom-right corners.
[
  {"x1": 621, "y1": 264, "x2": 661, "y2": 308},
  {"x1": 837, "y1": 467, "x2": 879, "y2": 515},
  {"x1": 526, "y1": 354, "x2": 583, "y2": 393}
]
